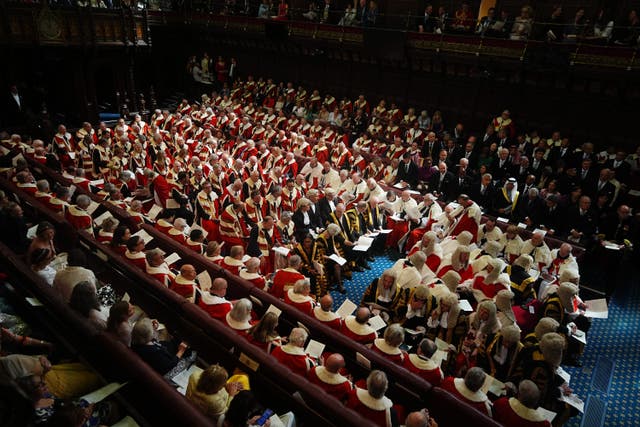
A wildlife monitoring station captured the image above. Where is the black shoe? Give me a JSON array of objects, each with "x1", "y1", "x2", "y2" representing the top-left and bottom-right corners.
[
  {"x1": 362, "y1": 263, "x2": 372, "y2": 270},
  {"x1": 366, "y1": 256, "x2": 375, "y2": 262},
  {"x1": 353, "y1": 266, "x2": 365, "y2": 272}
]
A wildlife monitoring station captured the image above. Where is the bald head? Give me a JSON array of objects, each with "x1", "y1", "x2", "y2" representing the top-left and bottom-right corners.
[
  {"x1": 324, "y1": 353, "x2": 345, "y2": 374},
  {"x1": 320, "y1": 294, "x2": 333, "y2": 311},
  {"x1": 405, "y1": 411, "x2": 430, "y2": 427},
  {"x1": 355, "y1": 307, "x2": 371, "y2": 324}
]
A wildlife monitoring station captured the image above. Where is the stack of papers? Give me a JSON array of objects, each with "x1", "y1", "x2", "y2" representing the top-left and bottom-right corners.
[{"x1": 273, "y1": 246, "x2": 290, "y2": 256}]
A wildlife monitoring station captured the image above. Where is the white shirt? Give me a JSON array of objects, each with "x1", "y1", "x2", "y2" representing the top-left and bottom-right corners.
[{"x1": 12, "y1": 92, "x2": 21, "y2": 109}]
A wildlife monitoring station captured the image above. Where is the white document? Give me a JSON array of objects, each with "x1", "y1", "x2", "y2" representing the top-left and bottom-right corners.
[
  {"x1": 171, "y1": 365, "x2": 202, "y2": 391},
  {"x1": 328, "y1": 254, "x2": 347, "y2": 266},
  {"x1": 367, "y1": 315, "x2": 387, "y2": 331},
  {"x1": 265, "y1": 304, "x2": 282, "y2": 318},
  {"x1": 390, "y1": 214, "x2": 406, "y2": 222},
  {"x1": 356, "y1": 352, "x2": 371, "y2": 369},
  {"x1": 305, "y1": 339, "x2": 326, "y2": 359},
  {"x1": 147, "y1": 204, "x2": 163, "y2": 221},
  {"x1": 556, "y1": 366, "x2": 571, "y2": 384},
  {"x1": 356, "y1": 236, "x2": 374, "y2": 247},
  {"x1": 368, "y1": 232, "x2": 380, "y2": 237},
  {"x1": 87, "y1": 201, "x2": 100, "y2": 215},
  {"x1": 81, "y1": 382, "x2": 127, "y2": 404},
  {"x1": 377, "y1": 229, "x2": 392, "y2": 234},
  {"x1": 432, "y1": 349, "x2": 448, "y2": 366},
  {"x1": 273, "y1": 246, "x2": 290, "y2": 256},
  {"x1": 242, "y1": 255, "x2": 251, "y2": 263},
  {"x1": 353, "y1": 245, "x2": 369, "y2": 252},
  {"x1": 111, "y1": 416, "x2": 140, "y2": 427},
  {"x1": 122, "y1": 292, "x2": 131, "y2": 302},
  {"x1": 517, "y1": 222, "x2": 527, "y2": 229},
  {"x1": 93, "y1": 211, "x2": 112, "y2": 227},
  {"x1": 583, "y1": 298, "x2": 608, "y2": 319},
  {"x1": 458, "y1": 299, "x2": 473, "y2": 312},
  {"x1": 27, "y1": 224, "x2": 38, "y2": 239},
  {"x1": 68, "y1": 151, "x2": 76, "y2": 160},
  {"x1": 196, "y1": 270, "x2": 212, "y2": 292},
  {"x1": 164, "y1": 253, "x2": 181, "y2": 266},
  {"x1": 132, "y1": 229, "x2": 154, "y2": 245},
  {"x1": 336, "y1": 299, "x2": 358, "y2": 318},
  {"x1": 537, "y1": 407, "x2": 557, "y2": 423},
  {"x1": 435, "y1": 337, "x2": 449, "y2": 351},
  {"x1": 89, "y1": 179, "x2": 105, "y2": 188},
  {"x1": 559, "y1": 394, "x2": 584, "y2": 413},
  {"x1": 603, "y1": 243, "x2": 621, "y2": 251},
  {"x1": 393, "y1": 182, "x2": 407, "y2": 189},
  {"x1": 497, "y1": 217, "x2": 509, "y2": 223},
  {"x1": 481, "y1": 375, "x2": 506, "y2": 396}
]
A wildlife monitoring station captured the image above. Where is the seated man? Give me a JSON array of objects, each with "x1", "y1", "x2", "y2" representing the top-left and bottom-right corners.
[
  {"x1": 198, "y1": 278, "x2": 233, "y2": 321},
  {"x1": 270, "y1": 255, "x2": 306, "y2": 299},
  {"x1": 493, "y1": 380, "x2": 551, "y2": 427},
  {"x1": 307, "y1": 353, "x2": 353, "y2": 402},
  {"x1": 145, "y1": 248, "x2": 176, "y2": 288},
  {"x1": 312, "y1": 294, "x2": 342, "y2": 330},
  {"x1": 65, "y1": 194, "x2": 93, "y2": 233},
  {"x1": 239, "y1": 257, "x2": 267, "y2": 290},
  {"x1": 168, "y1": 218, "x2": 189, "y2": 245},
  {"x1": 169, "y1": 264, "x2": 198, "y2": 302},
  {"x1": 371, "y1": 324, "x2": 406, "y2": 365},
  {"x1": 284, "y1": 278, "x2": 316, "y2": 315},
  {"x1": 441, "y1": 367, "x2": 492, "y2": 417},
  {"x1": 220, "y1": 245, "x2": 246, "y2": 276},
  {"x1": 271, "y1": 327, "x2": 317, "y2": 377},
  {"x1": 345, "y1": 370, "x2": 398, "y2": 427},
  {"x1": 520, "y1": 231, "x2": 552, "y2": 271},
  {"x1": 341, "y1": 307, "x2": 377, "y2": 345},
  {"x1": 403, "y1": 338, "x2": 444, "y2": 386},
  {"x1": 124, "y1": 236, "x2": 147, "y2": 270}
]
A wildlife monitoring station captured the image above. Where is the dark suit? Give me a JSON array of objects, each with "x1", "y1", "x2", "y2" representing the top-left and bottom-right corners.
[
  {"x1": 470, "y1": 184, "x2": 493, "y2": 213},
  {"x1": 458, "y1": 150, "x2": 479, "y2": 171},
  {"x1": 396, "y1": 161, "x2": 419, "y2": 188},
  {"x1": 454, "y1": 173, "x2": 472, "y2": 195},
  {"x1": 429, "y1": 171, "x2": 457, "y2": 202},
  {"x1": 586, "y1": 180, "x2": 616, "y2": 201},
  {"x1": 292, "y1": 208, "x2": 321, "y2": 240},
  {"x1": 549, "y1": 146, "x2": 574, "y2": 168},
  {"x1": 537, "y1": 205, "x2": 565, "y2": 234},
  {"x1": 422, "y1": 140, "x2": 444, "y2": 160},
  {"x1": 564, "y1": 206, "x2": 596, "y2": 245},
  {"x1": 3, "y1": 91, "x2": 25, "y2": 127},
  {"x1": 416, "y1": 12, "x2": 437, "y2": 32},
  {"x1": 529, "y1": 158, "x2": 547, "y2": 180},
  {"x1": 605, "y1": 159, "x2": 631, "y2": 184},
  {"x1": 517, "y1": 195, "x2": 544, "y2": 224},
  {"x1": 317, "y1": 198, "x2": 336, "y2": 226},
  {"x1": 490, "y1": 158, "x2": 514, "y2": 183}
]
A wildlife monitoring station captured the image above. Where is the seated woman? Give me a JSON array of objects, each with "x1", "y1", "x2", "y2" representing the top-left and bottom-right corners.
[
  {"x1": 30, "y1": 248, "x2": 57, "y2": 286},
  {"x1": 27, "y1": 221, "x2": 57, "y2": 260},
  {"x1": 360, "y1": 269, "x2": 406, "y2": 323},
  {"x1": 284, "y1": 278, "x2": 316, "y2": 315},
  {"x1": 130, "y1": 318, "x2": 187, "y2": 375},
  {"x1": 109, "y1": 225, "x2": 131, "y2": 255},
  {"x1": 123, "y1": 235, "x2": 147, "y2": 269},
  {"x1": 371, "y1": 323, "x2": 407, "y2": 365},
  {"x1": 16, "y1": 374, "x2": 116, "y2": 427},
  {"x1": 224, "y1": 299, "x2": 254, "y2": 336},
  {"x1": 204, "y1": 241, "x2": 224, "y2": 264},
  {"x1": 96, "y1": 216, "x2": 119, "y2": 244},
  {"x1": 69, "y1": 281, "x2": 108, "y2": 330},
  {"x1": 186, "y1": 364, "x2": 246, "y2": 422},
  {"x1": 246, "y1": 312, "x2": 283, "y2": 353},
  {"x1": 106, "y1": 301, "x2": 134, "y2": 347}
]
